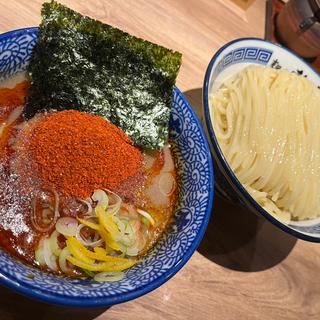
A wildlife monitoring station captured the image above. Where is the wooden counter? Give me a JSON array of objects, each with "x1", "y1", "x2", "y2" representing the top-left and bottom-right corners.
[{"x1": 0, "y1": 1, "x2": 319, "y2": 319}]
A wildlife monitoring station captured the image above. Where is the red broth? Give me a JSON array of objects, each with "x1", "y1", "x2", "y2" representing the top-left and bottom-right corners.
[{"x1": 0, "y1": 81, "x2": 178, "y2": 275}]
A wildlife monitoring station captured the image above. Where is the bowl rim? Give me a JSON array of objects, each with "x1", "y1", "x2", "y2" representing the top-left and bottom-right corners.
[
  {"x1": 203, "y1": 37, "x2": 320, "y2": 243},
  {"x1": 0, "y1": 27, "x2": 214, "y2": 307}
]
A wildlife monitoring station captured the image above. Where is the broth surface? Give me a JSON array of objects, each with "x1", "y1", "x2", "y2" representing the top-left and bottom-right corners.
[{"x1": 0, "y1": 79, "x2": 178, "y2": 274}]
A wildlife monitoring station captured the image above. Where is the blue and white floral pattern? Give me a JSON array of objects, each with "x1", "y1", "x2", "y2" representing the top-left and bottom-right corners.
[
  {"x1": 0, "y1": 28, "x2": 214, "y2": 306},
  {"x1": 0, "y1": 28, "x2": 38, "y2": 79}
]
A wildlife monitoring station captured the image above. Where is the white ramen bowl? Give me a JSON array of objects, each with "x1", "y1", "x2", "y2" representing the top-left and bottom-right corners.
[{"x1": 203, "y1": 38, "x2": 320, "y2": 242}]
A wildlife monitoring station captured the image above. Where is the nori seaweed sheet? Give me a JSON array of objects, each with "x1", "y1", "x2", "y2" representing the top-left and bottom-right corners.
[{"x1": 25, "y1": 1, "x2": 182, "y2": 149}]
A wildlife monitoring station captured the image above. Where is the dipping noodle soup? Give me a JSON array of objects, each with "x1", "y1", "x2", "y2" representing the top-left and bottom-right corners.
[
  {"x1": 0, "y1": 0, "x2": 216, "y2": 307},
  {"x1": 0, "y1": 0, "x2": 185, "y2": 283},
  {"x1": 0, "y1": 73, "x2": 179, "y2": 282}
]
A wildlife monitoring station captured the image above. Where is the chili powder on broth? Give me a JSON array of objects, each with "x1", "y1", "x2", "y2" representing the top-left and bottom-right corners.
[{"x1": 14, "y1": 110, "x2": 143, "y2": 199}]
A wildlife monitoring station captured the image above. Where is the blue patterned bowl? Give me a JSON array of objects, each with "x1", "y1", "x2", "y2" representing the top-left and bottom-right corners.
[
  {"x1": 0, "y1": 28, "x2": 214, "y2": 306},
  {"x1": 203, "y1": 38, "x2": 320, "y2": 242}
]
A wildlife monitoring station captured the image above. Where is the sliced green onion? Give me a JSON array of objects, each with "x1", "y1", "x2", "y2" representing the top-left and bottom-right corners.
[
  {"x1": 58, "y1": 247, "x2": 72, "y2": 273},
  {"x1": 31, "y1": 189, "x2": 60, "y2": 233},
  {"x1": 76, "y1": 224, "x2": 103, "y2": 247},
  {"x1": 137, "y1": 209, "x2": 155, "y2": 226},
  {"x1": 92, "y1": 189, "x2": 109, "y2": 209},
  {"x1": 112, "y1": 216, "x2": 126, "y2": 237},
  {"x1": 141, "y1": 216, "x2": 150, "y2": 226},
  {"x1": 80, "y1": 199, "x2": 93, "y2": 215},
  {"x1": 56, "y1": 217, "x2": 78, "y2": 237},
  {"x1": 81, "y1": 268, "x2": 95, "y2": 278},
  {"x1": 93, "y1": 271, "x2": 125, "y2": 282},
  {"x1": 104, "y1": 189, "x2": 122, "y2": 215},
  {"x1": 121, "y1": 220, "x2": 136, "y2": 247},
  {"x1": 43, "y1": 237, "x2": 58, "y2": 271},
  {"x1": 125, "y1": 246, "x2": 139, "y2": 257},
  {"x1": 49, "y1": 230, "x2": 62, "y2": 256}
]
